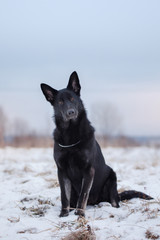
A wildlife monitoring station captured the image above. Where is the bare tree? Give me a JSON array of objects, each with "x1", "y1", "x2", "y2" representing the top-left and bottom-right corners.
[
  {"x1": 90, "y1": 101, "x2": 123, "y2": 137},
  {"x1": 0, "y1": 106, "x2": 7, "y2": 146}
]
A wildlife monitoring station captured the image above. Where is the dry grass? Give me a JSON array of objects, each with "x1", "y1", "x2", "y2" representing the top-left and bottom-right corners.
[
  {"x1": 45, "y1": 178, "x2": 60, "y2": 188},
  {"x1": 62, "y1": 225, "x2": 96, "y2": 240},
  {"x1": 142, "y1": 207, "x2": 160, "y2": 219},
  {"x1": 17, "y1": 228, "x2": 37, "y2": 234},
  {"x1": 19, "y1": 197, "x2": 55, "y2": 217},
  {"x1": 8, "y1": 216, "x2": 20, "y2": 223},
  {"x1": 20, "y1": 205, "x2": 49, "y2": 217},
  {"x1": 145, "y1": 230, "x2": 160, "y2": 239}
]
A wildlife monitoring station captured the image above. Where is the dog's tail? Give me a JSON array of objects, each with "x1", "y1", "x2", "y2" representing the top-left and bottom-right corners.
[{"x1": 119, "y1": 190, "x2": 153, "y2": 201}]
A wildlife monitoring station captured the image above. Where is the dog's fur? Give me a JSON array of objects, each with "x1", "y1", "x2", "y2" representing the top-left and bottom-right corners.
[{"x1": 41, "y1": 71, "x2": 153, "y2": 217}]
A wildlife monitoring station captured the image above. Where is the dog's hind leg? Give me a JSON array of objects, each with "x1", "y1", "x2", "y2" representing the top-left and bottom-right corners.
[{"x1": 101, "y1": 169, "x2": 120, "y2": 208}]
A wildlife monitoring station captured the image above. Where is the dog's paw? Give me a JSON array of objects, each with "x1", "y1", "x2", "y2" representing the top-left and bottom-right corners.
[
  {"x1": 75, "y1": 209, "x2": 85, "y2": 217},
  {"x1": 111, "y1": 200, "x2": 120, "y2": 208},
  {"x1": 59, "y1": 209, "x2": 69, "y2": 217}
]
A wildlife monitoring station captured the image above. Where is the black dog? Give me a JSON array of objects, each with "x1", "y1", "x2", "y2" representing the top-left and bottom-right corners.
[{"x1": 41, "y1": 71, "x2": 152, "y2": 217}]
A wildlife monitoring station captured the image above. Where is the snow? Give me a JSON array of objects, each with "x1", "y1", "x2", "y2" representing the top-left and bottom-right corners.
[{"x1": 0, "y1": 147, "x2": 160, "y2": 240}]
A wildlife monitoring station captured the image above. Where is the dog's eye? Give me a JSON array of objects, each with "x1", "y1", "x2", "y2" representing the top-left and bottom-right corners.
[
  {"x1": 59, "y1": 100, "x2": 63, "y2": 105},
  {"x1": 70, "y1": 97, "x2": 74, "y2": 102}
]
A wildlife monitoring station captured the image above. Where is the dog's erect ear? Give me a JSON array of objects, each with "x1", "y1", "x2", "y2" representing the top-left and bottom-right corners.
[
  {"x1": 67, "y1": 71, "x2": 81, "y2": 96},
  {"x1": 40, "y1": 83, "x2": 58, "y2": 105}
]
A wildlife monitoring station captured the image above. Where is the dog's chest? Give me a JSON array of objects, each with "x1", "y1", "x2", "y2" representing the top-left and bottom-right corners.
[
  {"x1": 60, "y1": 151, "x2": 86, "y2": 180},
  {"x1": 67, "y1": 160, "x2": 82, "y2": 181}
]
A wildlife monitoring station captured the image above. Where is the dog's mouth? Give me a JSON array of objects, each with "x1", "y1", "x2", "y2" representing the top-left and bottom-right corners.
[{"x1": 65, "y1": 113, "x2": 78, "y2": 121}]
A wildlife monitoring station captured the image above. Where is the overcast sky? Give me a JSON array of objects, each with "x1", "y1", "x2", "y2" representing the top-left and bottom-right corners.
[{"x1": 0, "y1": 0, "x2": 160, "y2": 136}]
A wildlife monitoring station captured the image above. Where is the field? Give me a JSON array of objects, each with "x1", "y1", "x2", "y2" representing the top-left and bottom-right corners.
[{"x1": 0, "y1": 147, "x2": 160, "y2": 240}]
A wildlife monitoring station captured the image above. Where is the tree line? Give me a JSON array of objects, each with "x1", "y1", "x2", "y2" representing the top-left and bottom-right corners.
[{"x1": 0, "y1": 104, "x2": 141, "y2": 148}]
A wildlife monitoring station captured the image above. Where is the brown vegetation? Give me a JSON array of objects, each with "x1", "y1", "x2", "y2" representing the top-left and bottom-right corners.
[
  {"x1": 62, "y1": 224, "x2": 96, "y2": 240},
  {"x1": 145, "y1": 230, "x2": 159, "y2": 239},
  {"x1": 0, "y1": 106, "x2": 7, "y2": 146},
  {"x1": 9, "y1": 135, "x2": 53, "y2": 148},
  {"x1": 96, "y1": 135, "x2": 140, "y2": 148}
]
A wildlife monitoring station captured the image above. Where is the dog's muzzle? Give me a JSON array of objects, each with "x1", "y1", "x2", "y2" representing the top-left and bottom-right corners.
[
  {"x1": 61, "y1": 107, "x2": 78, "y2": 121},
  {"x1": 64, "y1": 108, "x2": 78, "y2": 120}
]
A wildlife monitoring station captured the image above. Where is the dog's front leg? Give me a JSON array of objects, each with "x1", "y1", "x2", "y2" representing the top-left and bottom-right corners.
[
  {"x1": 58, "y1": 169, "x2": 71, "y2": 217},
  {"x1": 75, "y1": 166, "x2": 95, "y2": 217}
]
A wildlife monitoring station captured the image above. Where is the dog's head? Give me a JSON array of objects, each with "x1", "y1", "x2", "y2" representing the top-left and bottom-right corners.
[{"x1": 41, "y1": 71, "x2": 83, "y2": 122}]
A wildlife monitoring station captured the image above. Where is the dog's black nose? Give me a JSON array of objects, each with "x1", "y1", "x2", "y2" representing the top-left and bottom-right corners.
[{"x1": 67, "y1": 108, "x2": 75, "y2": 117}]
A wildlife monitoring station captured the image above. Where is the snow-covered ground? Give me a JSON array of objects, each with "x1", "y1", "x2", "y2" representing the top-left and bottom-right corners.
[{"x1": 0, "y1": 147, "x2": 160, "y2": 240}]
